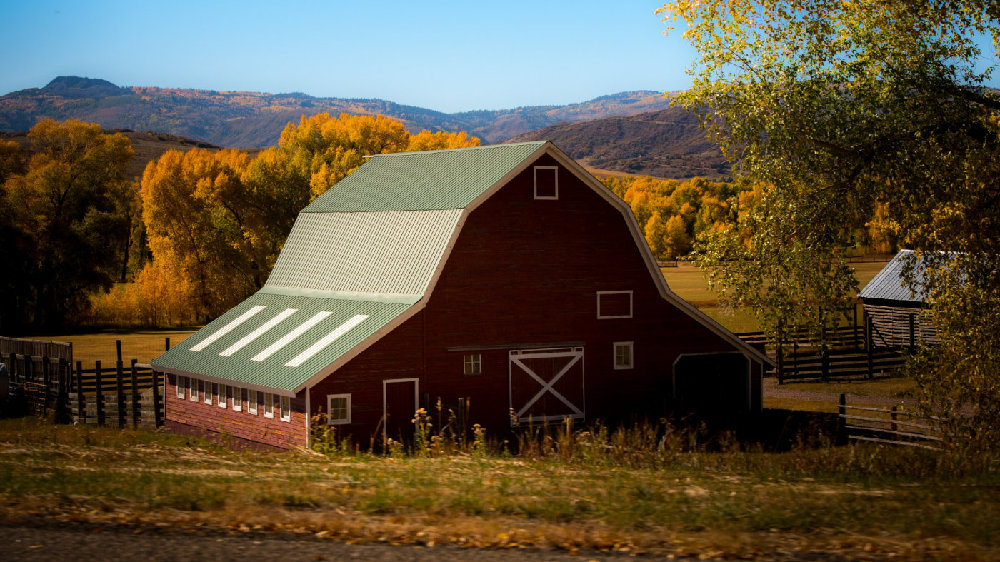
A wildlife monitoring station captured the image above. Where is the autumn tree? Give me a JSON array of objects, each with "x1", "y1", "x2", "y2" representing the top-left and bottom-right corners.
[
  {"x1": 660, "y1": 0, "x2": 1000, "y2": 449},
  {"x1": 1, "y1": 120, "x2": 134, "y2": 331}
]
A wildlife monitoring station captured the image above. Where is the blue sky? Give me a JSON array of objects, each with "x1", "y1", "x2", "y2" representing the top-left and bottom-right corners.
[
  {"x1": 1, "y1": 1, "x2": 997, "y2": 114},
  {"x1": 0, "y1": 0, "x2": 691, "y2": 113}
]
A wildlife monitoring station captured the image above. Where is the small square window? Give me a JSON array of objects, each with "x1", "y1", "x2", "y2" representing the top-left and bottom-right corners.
[
  {"x1": 280, "y1": 396, "x2": 291, "y2": 422},
  {"x1": 597, "y1": 291, "x2": 633, "y2": 319},
  {"x1": 534, "y1": 166, "x2": 558, "y2": 200},
  {"x1": 248, "y1": 389, "x2": 258, "y2": 415},
  {"x1": 463, "y1": 353, "x2": 482, "y2": 375},
  {"x1": 264, "y1": 392, "x2": 274, "y2": 418},
  {"x1": 327, "y1": 394, "x2": 351, "y2": 425},
  {"x1": 614, "y1": 341, "x2": 634, "y2": 370},
  {"x1": 204, "y1": 381, "x2": 213, "y2": 405},
  {"x1": 176, "y1": 376, "x2": 186, "y2": 399},
  {"x1": 232, "y1": 386, "x2": 242, "y2": 412},
  {"x1": 189, "y1": 378, "x2": 199, "y2": 402}
]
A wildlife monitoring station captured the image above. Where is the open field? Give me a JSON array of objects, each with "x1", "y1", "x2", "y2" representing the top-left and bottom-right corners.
[
  {"x1": 0, "y1": 418, "x2": 996, "y2": 560},
  {"x1": 20, "y1": 330, "x2": 195, "y2": 366}
]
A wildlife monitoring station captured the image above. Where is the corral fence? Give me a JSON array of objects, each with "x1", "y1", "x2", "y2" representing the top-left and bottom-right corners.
[
  {"x1": 1, "y1": 336, "x2": 164, "y2": 428},
  {"x1": 737, "y1": 306, "x2": 911, "y2": 383},
  {"x1": 838, "y1": 393, "x2": 943, "y2": 450}
]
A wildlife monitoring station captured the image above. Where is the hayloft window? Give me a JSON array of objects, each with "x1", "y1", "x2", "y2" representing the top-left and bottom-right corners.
[
  {"x1": 248, "y1": 389, "x2": 258, "y2": 415},
  {"x1": 614, "y1": 341, "x2": 634, "y2": 370},
  {"x1": 597, "y1": 291, "x2": 633, "y2": 319},
  {"x1": 327, "y1": 394, "x2": 351, "y2": 425},
  {"x1": 534, "y1": 166, "x2": 558, "y2": 200},
  {"x1": 464, "y1": 353, "x2": 482, "y2": 375},
  {"x1": 189, "y1": 378, "x2": 199, "y2": 402},
  {"x1": 263, "y1": 392, "x2": 274, "y2": 418},
  {"x1": 232, "y1": 386, "x2": 242, "y2": 412},
  {"x1": 280, "y1": 396, "x2": 291, "y2": 422},
  {"x1": 176, "y1": 376, "x2": 186, "y2": 399}
]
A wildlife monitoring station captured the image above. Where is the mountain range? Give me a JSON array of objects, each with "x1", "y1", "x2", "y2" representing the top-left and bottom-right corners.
[{"x1": 0, "y1": 76, "x2": 730, "y2": 179}]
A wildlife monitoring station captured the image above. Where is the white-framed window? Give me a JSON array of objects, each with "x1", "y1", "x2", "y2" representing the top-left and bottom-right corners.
[
  {"x1": 327, "y1": 394, "x2": 351, "y2": 425},
  {"x1": 597, "y1": 290, "x2": 633, "y2": 319},
  {"x1": 189, "y1": 378, "x2": 199, "y2": 402},
  {"x1": 263, "y1": 392, "x2": 274, "y2": 418},
  {"x1": 280, "y1": 396, "x2": 291, "y2": 422},
  {"x1": 533, "y1": 165, "x2": 558, "y2": 200},
  {"x1": 248, "y1": 389, "x2": 258, "y2": 415},
  {"x1": 204, "y1": 380, "x2": 213, "y2": 405},
  {"x1": 232, "y1": 386, "x2": 242, "y2": 412},
  {"x1": 463, "y1": 353, "x2": 482, "y2": 375},
  {"x1": 218, "y1": 383, "x2": 226, "y2": 409},
  {"x1": 176, "y1": 376, "x2": 186, "y2": 399},
  {"x1": 614, "y1": 341, "x2": 634, "y2": 370}
]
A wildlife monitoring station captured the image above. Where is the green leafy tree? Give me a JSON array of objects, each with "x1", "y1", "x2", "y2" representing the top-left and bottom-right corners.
[{"x1": 660, "y1": 0, "x2": 1000, "y2": 448}]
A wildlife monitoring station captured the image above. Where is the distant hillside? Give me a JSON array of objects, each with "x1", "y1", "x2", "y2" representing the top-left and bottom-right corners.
[
  {"x1": 0, "y1": 76, "x2": 674, "y2": 147},
  {"x1": 504, "y1": 108, "x2": 731, "y2": 180}
]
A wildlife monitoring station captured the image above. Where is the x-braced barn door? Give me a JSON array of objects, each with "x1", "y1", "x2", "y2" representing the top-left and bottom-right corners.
[{"x1": 509, "y1": 347, "x2": 585, "y2": 424}]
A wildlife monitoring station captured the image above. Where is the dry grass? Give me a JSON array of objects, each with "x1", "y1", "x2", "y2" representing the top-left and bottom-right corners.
[
  {"x1": 0, "y1": 418, "x2": 997, "y2": 560},
  {"x1": 20, "y1": 330, "x2": 195, "y2": 365}
]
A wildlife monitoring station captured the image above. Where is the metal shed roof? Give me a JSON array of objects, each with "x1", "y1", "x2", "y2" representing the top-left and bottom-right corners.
[{"x1": 858, "y1": 250, "x2": 929, "y2": 303}]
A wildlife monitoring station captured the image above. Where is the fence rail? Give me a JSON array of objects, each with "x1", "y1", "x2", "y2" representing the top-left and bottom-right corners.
[{"x1": 838, "y1": 393, "x2": 942, "y2": 450}]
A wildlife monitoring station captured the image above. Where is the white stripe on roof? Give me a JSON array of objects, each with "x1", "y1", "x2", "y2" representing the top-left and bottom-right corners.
[
  {"x1": 189, "y1": 305, "x2": 266, "y2": 352},
  {"x1": 284, "y1": 314, "x2": 368, "y2": 368},
  {"x1": 219, "y1": 308, "x2": 298, "y2": 357},
  {"x1": 251, "y1": 311, "x2": 332, "y2": 362}
]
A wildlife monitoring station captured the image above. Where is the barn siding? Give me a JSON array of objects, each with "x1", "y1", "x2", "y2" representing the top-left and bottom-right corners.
[
  {"x1": 309, "y1": 153, "x2": 757, "y2": 442},
  {"x1": 864, "y1": 303, "x2": 938, "y2": 348},
  {"x1": 165, "y1": 374, "x2": 307, "y2": 449}
]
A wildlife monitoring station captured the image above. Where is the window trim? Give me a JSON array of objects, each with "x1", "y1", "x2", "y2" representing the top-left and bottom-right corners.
[
  {"x1": 613, "y1": 341, "x2": 634, "y2": 370},
  {"x1": 232, "y1": 386, "x2": 242, "y2": 412},
  {"x1": 596, "y1": 290, "x2": 634, "y2": 319},
  {"x1": 263, "y1": 392, "x2": 274, "y2": 418},
  {"x1": 280, "y1": 396, "x2": 291, "y2": 422},
  {"x1": 176, "y1": 376, "x2": 186, "y2": 399},
  {"x1": 248, "y1": 389, "x2": 258, "y2": 415},
  {"x1": 327, "y1": 394, "x2": 351, "y2": 425},
  {"x1": 533, "y1": 165, "x2": 559, "y2": 200},
  {"x1": 217, "y1": 383, "x2": 226, "y2": 409},
  {"x1": 189, "y1": 378, "x2": 199, "y2": 402},
  {"x1": 463, "y1": 353, "x2": 482, "y2": 375},
  {"x1": 204, "y1": 380, "x2": 213, "y2": 405}
]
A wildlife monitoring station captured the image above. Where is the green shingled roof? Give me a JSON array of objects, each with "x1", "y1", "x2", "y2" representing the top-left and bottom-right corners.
[
  {"x1": 303, "y1": 141, "x2": 546, "y2": 212},
  {"x1": 153, "y1": 141, "x2": 550, "y2": 393}
]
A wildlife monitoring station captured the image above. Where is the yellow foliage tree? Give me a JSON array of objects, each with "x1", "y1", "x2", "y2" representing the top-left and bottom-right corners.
[{"x1": 407, "y1": 130, "x2": 480, "y2": 151}]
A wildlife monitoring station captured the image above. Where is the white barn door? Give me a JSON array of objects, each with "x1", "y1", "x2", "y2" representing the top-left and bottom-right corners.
[{"x1": 509, "y1": 347, "x2": 585, "y2": 424}]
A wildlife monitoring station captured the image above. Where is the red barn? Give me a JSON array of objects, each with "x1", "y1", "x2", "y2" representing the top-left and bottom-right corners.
[{"x1": 152, "y1": 141, "x2": 769, "y2": 449}]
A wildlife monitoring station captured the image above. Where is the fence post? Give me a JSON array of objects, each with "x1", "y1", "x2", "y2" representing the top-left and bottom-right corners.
[
  {"x1": 165, "y1": 337, "x2": 171, "y2": 351},
  {"x1": 56, "y1": 358, "x2": 69, "y2": 423},
  {"x1": 75, "y1": 360, "x2": 84, "y2": 424},
  {"x1": 116, "y1": 340, "x2": 123, "y2": 364},
  {"x1": 130, "y1": 359, "x2": 139, "y2": 427},
  {"x1": 776, "y1": 337, "x2": 784, "y2": 384},
  {"x1": 151, "y1": 370, "x2": 162, "y2": 428},
  {"x1": 865, "y1": 315, "x2": 874, "y2": 380},
  {"x1": 792, "y1": 339, "x2": 799, "y2": 379},
  {"x1": 116, "y1": 360, "x2": 125, "y2": 428},
  {"x1": 95, "y1": 361, "x2": 104, "y2": 425}
]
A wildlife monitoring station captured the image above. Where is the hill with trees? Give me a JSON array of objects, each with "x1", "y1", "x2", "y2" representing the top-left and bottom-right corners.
[{"x1": 0, "y1": 77, "x2": 674, "y2": 147}]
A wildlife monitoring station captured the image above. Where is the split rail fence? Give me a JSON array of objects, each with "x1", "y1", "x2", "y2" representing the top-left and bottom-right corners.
[
  {"x1": 1, "y1": 336, "x2": 164, "y2": 428},
  {"x1": 838, "y1": 393, "x2": 943, "y2": 450}
]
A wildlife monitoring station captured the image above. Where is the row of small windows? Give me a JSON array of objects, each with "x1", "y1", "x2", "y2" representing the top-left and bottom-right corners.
[{"x1": 175, "y1": 376, "x2": 291, "y2": 422}]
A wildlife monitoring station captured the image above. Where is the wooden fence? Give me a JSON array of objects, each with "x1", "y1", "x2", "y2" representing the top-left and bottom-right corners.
[
  {"x1": 2, "y1": 341, "x2": 164, "y2": 428},
  {"x1": 838, "y1": 393, "x2": 943, "y2": 450}
]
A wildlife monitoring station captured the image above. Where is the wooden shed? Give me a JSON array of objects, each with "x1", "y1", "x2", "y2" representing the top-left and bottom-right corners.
[
  {"x1": 858, "y1": 250, "x2": 939, "y2": 349},
  {"x1": 151, "y1": 141, "x2": 770, "y2": 449}
]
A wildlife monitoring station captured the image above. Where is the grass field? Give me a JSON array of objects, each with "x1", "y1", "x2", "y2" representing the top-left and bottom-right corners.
[
  {"x1": 22, "y1": 330, "x2": 196, "y2": 366},
  {"x1": 0, "y1": 418, "x2": 996, "y2": 560}
]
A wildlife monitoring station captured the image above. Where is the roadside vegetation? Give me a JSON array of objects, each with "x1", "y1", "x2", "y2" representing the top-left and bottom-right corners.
[{"x1": 0, "y1": 418, "x2": 996, "y2": 560}]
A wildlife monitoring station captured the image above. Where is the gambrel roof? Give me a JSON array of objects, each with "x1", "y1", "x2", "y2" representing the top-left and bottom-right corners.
[{"x1": 152, "y1": 141, "x2": 769, "y2": 394}]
